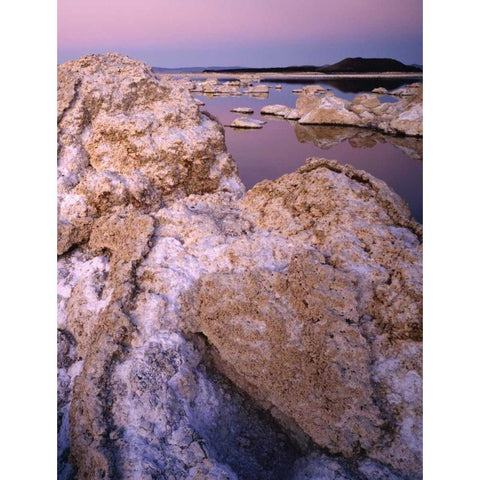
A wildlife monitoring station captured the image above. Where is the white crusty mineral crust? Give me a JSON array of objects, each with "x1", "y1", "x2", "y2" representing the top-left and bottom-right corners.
[
  {"x1": 229, "y1": 117, "x2": 266, "y2": 129},
  {"x1": 57, "y1": 53, "x2": 244, "y2": 255},
  {"x1": 58, "y1": 54, "x2": 422, "y2": 480},
  {"x1": 296, "y1": 83, "x2": 422, "y2": 136}
]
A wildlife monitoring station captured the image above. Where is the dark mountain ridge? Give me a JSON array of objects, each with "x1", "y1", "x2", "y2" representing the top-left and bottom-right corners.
[{"x1": 202, "y1": 57, "x2": 422, "y2": 74}]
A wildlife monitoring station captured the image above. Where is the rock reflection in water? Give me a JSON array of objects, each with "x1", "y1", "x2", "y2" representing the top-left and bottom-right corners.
[{"x1": 293, "y1": 124, "x2": 423, "y2": 161}]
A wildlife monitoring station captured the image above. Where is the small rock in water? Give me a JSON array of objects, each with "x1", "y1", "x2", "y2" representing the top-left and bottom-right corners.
[
  {"x1": 244, "y1": 84, "x2": 269, "y2": 95},
  {"x1": 302, "y1": 85, "x2": 326, "y2": 95},
  {"x1": 230, "y1": 117, "x2": 266, "y2": 128},
  {"x1": 372, "y1": 87, "x2": 388, "y2": 94},
  {"x1": 230, "y1": 107, "x2": 254, "y2": 114},
  {"x1": 260, "y1": 104, "x2": 292, "y2": 117}
]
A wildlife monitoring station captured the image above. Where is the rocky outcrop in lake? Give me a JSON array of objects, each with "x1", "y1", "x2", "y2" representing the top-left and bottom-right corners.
[
  {"x1": 229, "y1": 117, "x2": 266, "y2": 129},
  {"x1": 58, "y1": 54, "x2": 422, "y2": 479},
  {"x1": 296, "y1": 85, "x2": 423, "y2": 136}
]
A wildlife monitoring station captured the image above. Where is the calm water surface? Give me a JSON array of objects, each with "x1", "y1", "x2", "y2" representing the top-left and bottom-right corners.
[{"x1": 195, "y1": 79, "x2": 423, "y2": 223}]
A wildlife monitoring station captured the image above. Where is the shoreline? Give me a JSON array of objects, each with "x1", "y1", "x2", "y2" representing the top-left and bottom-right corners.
[{"x1": 155, "y1": 71, "x2": 423, "y2": 81}]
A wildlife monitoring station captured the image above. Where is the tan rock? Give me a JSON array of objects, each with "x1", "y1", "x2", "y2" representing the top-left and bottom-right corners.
[
  {"x1": 244, "y1": 84, "x2": 269, "y2": 95},
  {"x1": 181, "y1": 158, "x2": 422, "y2": 477},
  {"x1": 230, "y1": 107, "x2": 254, "y2": 114},
  {"x1": 57, "y1": 53, "x2": 244, "y2": 254},
  {"x1": 58, "y1": 54, "x2": 422, "y2": 479},
  {"x1": 296, "y1": 84, "x2": 422, "y2": 136},
  {"x1": 372, "y1": 87, "x2": 388, "y2": 94},
  {"x1": 230, "y1": 117, "x2": 266, "y2": 129},
  {"x1": 285, "y1": 108, "x2": 301, "y2": 120},
  {"x1": 298, "y1": 94, "x2": 361, "y2": 126},
  {"x1": 260, "y1": 104, "x2": 292, "y2": 117},
  {"x1": 301, "y1": 85, "x2": 326, "y2": 95}
]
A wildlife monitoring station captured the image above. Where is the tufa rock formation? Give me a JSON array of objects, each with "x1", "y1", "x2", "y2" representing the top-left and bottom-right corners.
[
  {"x1": 296, "y1": 85, "x2": 423, "y2": 136},
  {"x1": 229, "y1": 117, "x2": 266, "y2": 129},
  {"x1": 57, "y1": 53, "x2": 244, "y2": 256},
  {"x1": 58, "y1": 54, "x2": 422, "y2": 479}
]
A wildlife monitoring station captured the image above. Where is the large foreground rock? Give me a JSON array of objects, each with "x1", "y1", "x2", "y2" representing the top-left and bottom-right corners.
[
  {"x1": 58, "y1": 54, "x2": 422, "y2": 479},
  {"x1": 57, "y1": 53, "x2": 244, "y2": 256}
]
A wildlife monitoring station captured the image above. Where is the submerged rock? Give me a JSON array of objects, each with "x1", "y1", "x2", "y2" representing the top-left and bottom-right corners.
[
  {"x1": 58, "y1": 54, "x2": 422, "y2": 479},
  {"x1": 230, "y1": 107, "x2": 254, "y2": 114},
  {"x1": 230, "y1": 117, "x2": 266, "y2": 129}
]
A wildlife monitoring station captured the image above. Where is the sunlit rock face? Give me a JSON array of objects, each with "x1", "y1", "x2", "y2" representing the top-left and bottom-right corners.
[
  {"x1": 58, "y1": 54, "x2": 422, "y2": 479},
  {"x1": 57, "y1": 53, "x2": 244, "y2": 255},
  {"x1": 296, "y1": 84, "x2": 423, "y2": 136}
]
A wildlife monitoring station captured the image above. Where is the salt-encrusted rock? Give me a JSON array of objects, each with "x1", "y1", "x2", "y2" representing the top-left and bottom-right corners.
[
  {"x1": 285, "y1": 108, "x2": 301, "y2": 120},
  {"x1": 244, "y1": 84, "x2": 269, "y2": 95},
  {"x1": 182, "y1": 158, "x2": 422, "y2": 478},
  {"x1": 298, "y1": 92, "x2": 361, "y2": 126},
  {"x1": 301, "y1": 85, "x2": 326, "y2": 95},
  {"x1": 57, "y1": 53, "x2": 244, "y2": 256},
  {"x1": 190, "y1": 79, "x2": 241, "y2": 96},
  {"x1": 59, "y1": 54, "x2": 422, "y2": 480},
  {"x1": 292, "y1": 88, "x2": 303, "y2": 94},
  {"x1": 260, "y1": 104, "x2": 301, "y2": 120},
  {"x1": 260, "y1": 104, "x2": 293, "y2": 117},
  {"x1": 372, "y1": 87, "x2": 388, "y2": 94},
  {"x1": 275, "y1": 84, "x2": 282, "y2": 89},
  {"x1": 230, "y1": 117, "x2": 266, "y2": 129},
  {"x1": 297, "y1": 84, "x2": 423, "y2": 136},
  {"x1": 230, "y1": 107, "x2": 254, "y2": 114},
  {"x1": 390, "y1": 82, "x2": 422, "y2": 97}
]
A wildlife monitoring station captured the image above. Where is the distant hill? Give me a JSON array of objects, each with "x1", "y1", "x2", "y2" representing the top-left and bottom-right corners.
[
  {"x1": 319, "y1": 57, "x2": 422, "y2": 73},
  {"x1": 202, "y1": 58, "x2": 421, "y2": 74}
]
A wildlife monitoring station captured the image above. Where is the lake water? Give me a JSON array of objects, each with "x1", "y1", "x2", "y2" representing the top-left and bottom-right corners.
[{"x1": 193, "y1": 79, "x2": 422, "y2": 223}]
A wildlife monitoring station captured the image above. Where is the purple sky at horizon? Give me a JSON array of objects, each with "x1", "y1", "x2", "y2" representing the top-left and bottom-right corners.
[{"x1": 58, "y1": 0, "x2": 422, "y2": 67}]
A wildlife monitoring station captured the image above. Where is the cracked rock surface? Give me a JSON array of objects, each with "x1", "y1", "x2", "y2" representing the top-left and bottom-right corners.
[{"x1": 58, "y1": 54, "x2": 422, "y2": 479}]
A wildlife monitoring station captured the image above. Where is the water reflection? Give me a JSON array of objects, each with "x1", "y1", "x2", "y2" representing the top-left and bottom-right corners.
[
  {"x1": 293, "y1": 124, "x2": 423, "y2": 162},
  {"x1": 197, "y1": 81, "x2": 422, "y2": 223},
  {"x1": 244, "y1": 92, "x2": 269, "y2": 100},
  {"x1": 305, "y1": 78, "x2": 421, "y2": 93}
]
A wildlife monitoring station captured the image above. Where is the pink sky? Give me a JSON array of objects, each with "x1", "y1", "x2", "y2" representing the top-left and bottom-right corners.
[{"x1": 58, "y1": 0, "x2": 422, "y2": 66}]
